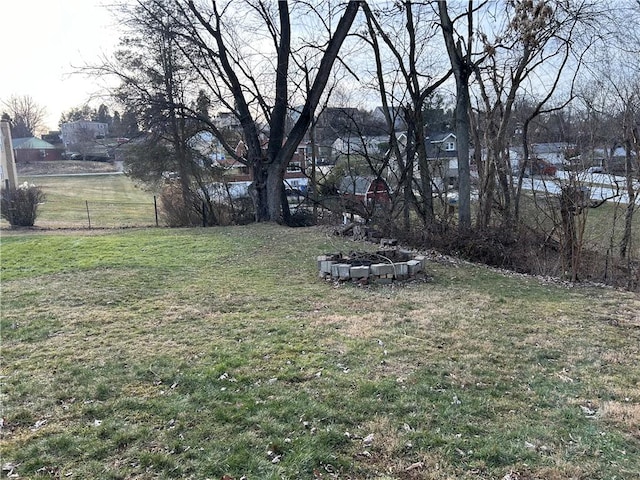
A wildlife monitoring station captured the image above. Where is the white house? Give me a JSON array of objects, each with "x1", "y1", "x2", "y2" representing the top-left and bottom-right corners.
[{"x1": 60, "y1": 121, "x2": 109, "y2": 149}]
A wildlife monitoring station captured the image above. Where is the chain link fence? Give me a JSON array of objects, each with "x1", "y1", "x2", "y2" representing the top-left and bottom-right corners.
[{"x1": 9, "y1": 197, "x2": 160, "y2": 229}]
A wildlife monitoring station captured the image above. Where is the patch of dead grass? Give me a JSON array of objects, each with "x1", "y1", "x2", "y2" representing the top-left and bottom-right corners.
[
  {"x1": 496, "y1": 465, "x2": 588, "y2": 480},
  {"x1": 309, "y1": 311, "x2": 389, "y2": 340},
  {"x1": 350, "y1": 416, "x2": 421, "y2": 477},
  {"x1": 599, "y1": 401, "x2": 640, "y2": 437}
]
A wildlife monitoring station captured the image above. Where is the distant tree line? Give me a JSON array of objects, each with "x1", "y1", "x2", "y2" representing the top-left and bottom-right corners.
[{"x1": 59, "y1": 104, "x2": 139, "y2": 139}]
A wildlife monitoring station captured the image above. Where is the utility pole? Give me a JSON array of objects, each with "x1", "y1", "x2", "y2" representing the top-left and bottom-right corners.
[{"x1": 1, "y1": 121, "x2": 19, "y2": 189}]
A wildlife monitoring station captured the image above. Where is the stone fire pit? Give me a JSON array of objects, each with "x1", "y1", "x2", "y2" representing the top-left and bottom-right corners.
[{"x1": 317, "y1": 249, "x2": 427, "y2": 284}]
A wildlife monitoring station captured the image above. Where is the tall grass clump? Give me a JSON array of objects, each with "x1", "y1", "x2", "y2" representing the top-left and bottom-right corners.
[{"x1": 159, "y1": 183, "x2": 205, "y2": 227}]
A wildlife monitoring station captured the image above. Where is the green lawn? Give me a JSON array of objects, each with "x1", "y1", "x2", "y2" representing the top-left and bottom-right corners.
[
  {"x1": 1, "y1": 225, "x2": 639, "y2": 479},
  {"x1": 2, "y1": 174, "x2": 157, "y2": 229}
]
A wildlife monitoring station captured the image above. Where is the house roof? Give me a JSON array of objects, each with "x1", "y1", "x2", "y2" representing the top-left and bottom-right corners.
[
  {"x1": 12, "y1": 137, "x2": 57, "y2": 150},
  {"x1": 338, "y1": 175, "x2": 388, "y2": 195},
  {"x1": 425, "y1": 132, "x2": 457, "y2": 159},
  {"x1": 427, "y1": 132, "x2": 456, "y2": 143},
  {"x1": 530, "y1": 142, "x2": 572, "y2": 155},
  {"x1": 333, "y1": 136, "x2": 389, "y2": 156},
  {"x1": 592, "y1": 146, "x2": 630, "y2": 158}
]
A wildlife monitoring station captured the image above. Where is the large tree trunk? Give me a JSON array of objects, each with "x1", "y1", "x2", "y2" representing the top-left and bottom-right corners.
[
  {"x1": 251, "y1": 161, "x2": 269, "y2": 222},
  {"x1": 259, "y1": 1, "x2": 361, "y2": 223},
  {"x1": 477, "y1": 151, "x2": 496, "y2": 229},
  {"x1": 619, "y1": 141, "x2": 636, "y2": 259},
  {"x1": 559, "y1": 185, "x2": 587, "y2": 282},
  {"x1": 439, "y1": 2, "x2": 472, "y2": 230},
  {"x1": 455, "y1": 81, "x2": 472, "y2": 230},
  {"x1": 266, "y1": 165, "x2": 284, "y2": 223}
]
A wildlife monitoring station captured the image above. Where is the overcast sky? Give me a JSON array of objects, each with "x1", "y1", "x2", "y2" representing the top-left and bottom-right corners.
[{"x1": 1, "y1": 0, "x2": 120, "y2": 132}]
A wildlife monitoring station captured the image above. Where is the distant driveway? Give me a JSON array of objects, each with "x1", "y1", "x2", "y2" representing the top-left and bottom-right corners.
[
  {"x1": 520, "y1": 172, "x2": 640, "y2": 205},
  {"x1": 25, "y1": 171, "x2": 124, "y2": 177}
]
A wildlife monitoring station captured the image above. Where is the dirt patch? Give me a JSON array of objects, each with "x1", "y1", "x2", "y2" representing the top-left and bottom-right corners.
[{"x1": 17, "y1": 160, "x2": 118, "y2": 176}]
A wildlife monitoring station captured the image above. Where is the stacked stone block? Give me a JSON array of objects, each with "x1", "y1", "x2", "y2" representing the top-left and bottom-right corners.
[{"x1": 317, "y1": 251, "x2": 427, "y2": 283}]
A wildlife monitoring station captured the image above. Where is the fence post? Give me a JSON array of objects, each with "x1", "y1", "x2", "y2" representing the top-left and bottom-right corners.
[
  {"x1": 154, "y1": 195, "x2": 159, "y2": 227},
  {"x1": 85, "y1": 200, "x2": 92, "y2": 229}
]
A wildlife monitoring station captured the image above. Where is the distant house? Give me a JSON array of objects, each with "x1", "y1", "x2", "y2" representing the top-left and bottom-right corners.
[
  {"x1": 283, "y1": 147, "x2": 310, "y2": 194},
  {"x1": 12, "y1": 137, "x2": 63, "y2": 162},
  {"x1": 332, "y1": 135, "x2": 389, "y2": 161},
  {"x1": 60, "y1": 121, "x2": 110, "y2": 160},
  {"x1": 530, "y1": 142, "x2": 572, "y2": 166},
  {"x1": 578, "y1": 146, "x2": 637, "y2": 174},
  {"x1": 212, "y1": 112, "x2": 241, "y2": 129},
  {"x1": 207, "y1": 139, "x2": 310, "y2": 199},
  {"x1": 426, "y1": 132, "x2": 457, "y2": 158},
  {"x1": 425, "y1": 132, "x2": 459, "y2": 190},
  {"x1": 386, "y1": 131, "x2": 460, "y2": 192},
  {"x1": 313, "y1": 107, "x2": 387, "y2": 163},
  {"x1": 189, "y1": 131, "x2": 227, "y2": 163},
  {"x1": 508, "y1": 142, "x2": 573, "y2": 176},
  {"x1": 42, "y1": 131, "x2": 63, "y2": 146},
  {"x1": 60, "y1": 121, "x2": 108, "y2": 148}
]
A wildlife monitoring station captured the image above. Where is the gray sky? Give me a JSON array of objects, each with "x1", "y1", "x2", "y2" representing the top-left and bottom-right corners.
[{"x1": 1, "y1": 0, "x2": 119, "y2": 132}]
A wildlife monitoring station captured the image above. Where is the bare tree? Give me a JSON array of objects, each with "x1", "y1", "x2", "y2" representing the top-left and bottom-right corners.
[
  {"x1": 472, "y1": 0, "x2": 600, "y2": 230},
  {"x1": 1, "y1": 94, "x2": 47, "y2": 138},
  {"x1": 438, "y1": 1, "x2": 486, "y2": 230},
  {"x1": 362, "y1": 1, "x2": 451, "y2": 233},
  {"x1": 618, "y1": 88, "x2": 640, "y2": 264},
  {"x1": 178, "y1": 0, "x2": 361, "y2": 223},
  {"x1": 608, "y1": 2, "x2": 640, "y2": 265},
  {"x1": 92, "y1": 0, "x2": 219, "y2": 224}
]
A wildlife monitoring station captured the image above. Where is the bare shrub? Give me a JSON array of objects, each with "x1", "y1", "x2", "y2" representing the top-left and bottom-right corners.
[
  {"x1": 286, "y1": 209, "x2": 316, "y2": 227},
  {"x1": 0, "y1": 183, "x2": 46, "y2": 227},
  {"x1": 158, "y1": 183, "x2": 203, "y2": 227},
  {"x1": 216, "y1": 196, "x2": 255, "y2": 226}
]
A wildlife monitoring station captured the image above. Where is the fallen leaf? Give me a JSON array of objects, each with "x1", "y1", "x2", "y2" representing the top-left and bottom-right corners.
[
  {"x1": 30, "y1": 419, "x2": 47, "y2": 431},
  {"x1": 405, "y1": 461, "x2": 424, "y2": 471}
]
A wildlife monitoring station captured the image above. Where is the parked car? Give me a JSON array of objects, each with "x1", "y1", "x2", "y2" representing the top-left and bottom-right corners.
[{"x1": 63, "y1": 152, "x2": 82, "y2": 160}]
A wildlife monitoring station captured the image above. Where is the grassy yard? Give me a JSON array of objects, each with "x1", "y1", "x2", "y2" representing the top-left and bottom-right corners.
[
  {"x1": 1, "y1": 225, "x2": 639, "y2": 479},
  {"x1": 2, "y1": 174, "x2": 157, "y2": 229}
]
